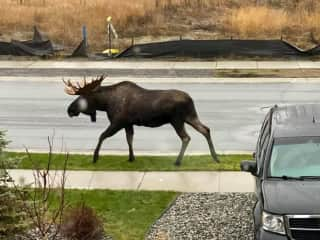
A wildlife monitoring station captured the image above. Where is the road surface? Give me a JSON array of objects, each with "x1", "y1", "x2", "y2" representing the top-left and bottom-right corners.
[{"x1": 1, "y1": 79, "x2": 320, "y2": 154}]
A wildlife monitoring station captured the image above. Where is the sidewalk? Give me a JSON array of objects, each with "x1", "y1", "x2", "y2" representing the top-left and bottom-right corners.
[
  {"x1": 8, "y1": 170, "x2": 255, "y2": 193},
  {"x1": 1, "y1": 60, "x2": 320, "y2": 69},
  {"x1": 2, "y1": 60, "x2": 320, "y2": 82},
  {"x1": 3, "y1": 76, "x2": 320, "y2": 83}
]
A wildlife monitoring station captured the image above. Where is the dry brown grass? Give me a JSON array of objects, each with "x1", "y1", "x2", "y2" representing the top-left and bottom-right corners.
[
  {"x1": 0, "y1": 0, "x2": 320, "y2": 51},
  {"x1": 0, "y1": 0, "x2": 158, "y2": 49},
  {"x1": 227, "y1": 4, "x2": 320, "y2": 48},
  {"x1": 1, "y1": 0, "x2": 224, "y2": 50},
  {"x1": 228, "y1": 6, "x2": 287, "y2": 37}
]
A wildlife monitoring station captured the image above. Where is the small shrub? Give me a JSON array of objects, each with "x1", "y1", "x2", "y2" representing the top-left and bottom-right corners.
[
  {"x1": 0, "y1": 131, "x2": 27, "y2": 238},
  {"x1": 61, "y1": 202, "x2": 104, "y2": 240},
  {"x1": 15, "y1": 136, "x2": 68, "y2": 240}
]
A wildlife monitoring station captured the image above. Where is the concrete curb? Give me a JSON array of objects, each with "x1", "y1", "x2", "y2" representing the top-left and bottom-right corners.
[
  {"x1": 7, "y1": 148, "x2": 253, "y2": 155},
  {"x1": 1, "y1": 76, "x2": 320, "y2": 83},
  {"x1": 1, "y1": 60, "x2": 320, "y2": 69}
]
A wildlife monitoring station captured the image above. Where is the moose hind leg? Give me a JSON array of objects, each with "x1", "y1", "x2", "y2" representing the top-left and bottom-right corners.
[
  {"x1": 172, "y1": 122, "x2": 190, "y2": 166},
  {"x1": 187, "y1": 118, "x2": 219, "y2": 163},
  {"x1": 93, "y1": 124, "x2": 121, "y2": 163},
  {"x1": 125, "y1": 126, "x2": 135, "y2": 162}
]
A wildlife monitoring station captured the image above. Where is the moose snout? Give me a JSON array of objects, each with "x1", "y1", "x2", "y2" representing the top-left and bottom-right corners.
[{"x1": 67, "y1": 107, "x2": 80, "y2": 117}]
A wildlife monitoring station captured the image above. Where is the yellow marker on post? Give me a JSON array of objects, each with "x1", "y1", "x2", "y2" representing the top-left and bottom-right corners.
[
  {"x1": 102, "y1": 49, "x2": 119, "y2": 55},
  {"x1": 105, "y1": 16, "x2": 119, "y2": 57}
]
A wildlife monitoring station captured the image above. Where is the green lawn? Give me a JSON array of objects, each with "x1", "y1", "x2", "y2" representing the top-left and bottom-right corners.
[
  {"x1": 7, "y1": 152, "x2": 252, "y2": 171},
  {"x1": 53, "y1": 190, "x2": 177, "y2": 240}
]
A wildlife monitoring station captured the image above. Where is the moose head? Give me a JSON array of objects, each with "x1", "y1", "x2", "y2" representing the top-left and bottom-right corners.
[{"x1": 63, "y1": 75, "x2": 106, "y2": 122}]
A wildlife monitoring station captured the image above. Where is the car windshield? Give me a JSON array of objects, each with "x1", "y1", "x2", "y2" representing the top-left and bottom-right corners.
[{"x1": 269, "y1": 137, "x2": 320, "y2": 178}]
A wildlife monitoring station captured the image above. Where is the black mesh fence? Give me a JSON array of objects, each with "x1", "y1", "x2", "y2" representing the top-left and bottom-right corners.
[
  {"x1": 2, "y1": 28, "x2": 320, "y2": 59},
  {"x1": 0, "y1": 27, "x2": 54, "y2": 57},
  {"x1": 118, "y1": 39, "x2": 319, "y2": 58}
]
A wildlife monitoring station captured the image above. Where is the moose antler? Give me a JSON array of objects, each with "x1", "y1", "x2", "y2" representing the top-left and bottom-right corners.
[{"x1": 63, "y1": 75, "x2": 106, "y2": 95}]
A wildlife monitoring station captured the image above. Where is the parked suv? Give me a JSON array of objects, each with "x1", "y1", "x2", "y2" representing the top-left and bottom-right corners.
[{"x1": 241, "y1": 104, "x2": 320, "y2": 240}]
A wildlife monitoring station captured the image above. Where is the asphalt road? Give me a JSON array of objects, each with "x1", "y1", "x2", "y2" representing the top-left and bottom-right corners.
[{"x1": 1, "y1": 80, "x2": 320, "y2": 154}]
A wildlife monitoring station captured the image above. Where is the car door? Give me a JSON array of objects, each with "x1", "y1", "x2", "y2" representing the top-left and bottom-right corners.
[{"x1": 253, "y1": 109, "x2": 272, "y2": 236}]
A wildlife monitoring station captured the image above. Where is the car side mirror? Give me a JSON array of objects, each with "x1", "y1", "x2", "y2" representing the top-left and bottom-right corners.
[{"x1": 240, "y1": 160, "x2": 257, "y2": 176}]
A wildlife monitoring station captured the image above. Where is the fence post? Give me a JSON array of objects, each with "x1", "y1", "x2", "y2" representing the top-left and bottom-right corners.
[
  {"x1": 108, "y1": 24, "x2": 112, "y2": 56},
  {"x1": 82, "y1": 25, "x2": 87, "y2": 47}
]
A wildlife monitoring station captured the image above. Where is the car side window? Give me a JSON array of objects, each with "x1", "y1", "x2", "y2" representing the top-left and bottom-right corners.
[
  {"x1": 260, "y1": 120, "x2": 271, "y2": 150},
  {"x1": 260, "y1": 133, "x2": 270, "y2": 163},
  {"x1": 256, "y1": 118, "x2": 266, "y2": 158},
  {"x1": 256, "y1": 110, "x2": 271, "y2": 174}
]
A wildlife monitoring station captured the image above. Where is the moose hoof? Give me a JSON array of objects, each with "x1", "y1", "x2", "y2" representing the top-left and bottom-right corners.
[
  {"x1": 93, "y1": 156, "x2": 99, "y2": 164},
  {"x1": 128, "y1": 158, "x2": 135, "y2": 163},
  {"x1": 174, "y1": 161, "x2": 181, "y2": 167},
  {"x1": 214, "y1": 157, "x2": 220, "y2": 163}
]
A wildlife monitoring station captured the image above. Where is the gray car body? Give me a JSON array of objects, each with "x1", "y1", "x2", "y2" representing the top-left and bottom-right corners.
[{"x1": 252, "y1": 104, "x2": 320, "y2": 239}]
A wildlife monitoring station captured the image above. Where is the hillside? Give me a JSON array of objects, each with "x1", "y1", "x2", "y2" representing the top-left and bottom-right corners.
[{"x1": 0, "y1": 0, "x2": 319, "y2": 52}]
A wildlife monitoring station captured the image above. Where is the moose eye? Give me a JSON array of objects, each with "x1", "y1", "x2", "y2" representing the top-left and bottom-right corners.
[{"x1": 78, "y1": 98, "x2": 88, "y2": 111}]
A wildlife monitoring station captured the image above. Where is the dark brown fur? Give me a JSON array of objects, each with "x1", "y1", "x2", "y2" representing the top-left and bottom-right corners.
[{"x1": 67, "y1": 81, "x2": 219, "y2": 165}]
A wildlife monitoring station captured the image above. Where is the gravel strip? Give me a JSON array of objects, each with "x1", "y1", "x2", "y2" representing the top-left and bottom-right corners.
[{"x1": 146, "y1": 193, "x2": 256, "y2": 240}]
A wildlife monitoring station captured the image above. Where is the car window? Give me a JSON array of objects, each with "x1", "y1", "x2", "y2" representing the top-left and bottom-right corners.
[
  {"x1": 256, "y1": 110, "x2": 271, "y2": 172},
  {"x1": 260, "y1": 134, "x2": 270, "y2": 161},
  {"x1": 260, "y1": 123, "x2": 270, "y2": 150},
  {"x1": 269, "y1": 137, "x2": 320, "y2": 178}
]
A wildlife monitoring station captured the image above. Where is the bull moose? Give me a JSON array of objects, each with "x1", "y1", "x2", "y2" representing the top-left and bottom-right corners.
[{"x1": 64, "y1": 75, "x2": 219, "y2": 166}]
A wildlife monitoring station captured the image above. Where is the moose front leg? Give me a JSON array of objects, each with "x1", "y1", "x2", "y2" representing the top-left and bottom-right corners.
[
  {"x1": 125, "y1": 126, "x2": 135, "y2": 162},
  {"x1": 93, "y1": 124, "x2": 121, "y2": 163}
]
